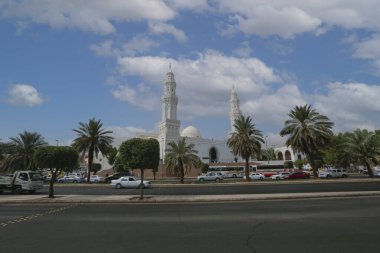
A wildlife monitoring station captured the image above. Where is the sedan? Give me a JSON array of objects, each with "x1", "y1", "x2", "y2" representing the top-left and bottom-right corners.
[
  {"x1": 90, "y1": 175, "x2": 105, "y2": 183},
  {"x1": 57, "y1": 176, "x2": 82, "y2": 183},
  {"x1": 249, "y1": 173, "x2": 265, "y2": 180},
  {"x1": 111, "y1": 176, "x2": 151, "y2": 189},
  {"x1": 271, "y1": 172, "x2": 290, "y2": 180},
  {"x1": 284, "y1": 171, "x2": 310, "y2": 180}
]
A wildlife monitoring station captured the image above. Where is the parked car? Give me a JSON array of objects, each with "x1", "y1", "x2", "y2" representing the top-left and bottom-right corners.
[
  {"x1": 105, "y1": 172, "x2": 132, "y2": 183},
  {"x1": 249, "y1": 173, "x2": 265, "y2": 180},
  {"x1": 318, "y1": 168, "x2": 348, "y2": 179},
  {"x1": 57, "y1": 175, "x2": 82, "y2": 183},
  {"x1": 374, "y1": 171, "x2": 380, "y2": 177},
  {"x1": 111, "y1": 176, "x2": 150, "y2": 189},
  {"x1": 284, "y1": 171, "x2": 310, "y2": 180},
  {"x1": 90, "y1": 175, "x2": 105, "y2": 183},
  {"x1": 197, "y1": 172, "x2": 223, "y2": 182},
  {"x1": 271, "y1": 172, "x2": 291, "y2": 180}
]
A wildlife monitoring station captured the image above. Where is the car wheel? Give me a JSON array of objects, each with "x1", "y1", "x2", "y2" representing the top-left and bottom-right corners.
[
  {"x1": 58, "y1": 180, "x2": 63, "y2": 183},
  {"x1": 13, "y1": 186, "x2": 22, "y2": 194},
  {"x1": 215, "y1": 178, "x2": 220, "y2": 182},
  {"x1": 232, "y1": 174, "x2": 237, "y2": 178},
  {"x1": 260, "y1": 177, "x2": 264, "y2": 180},
  {"x1": 342, "y1": 174, "x2": 347, "y2": 178},
  {"x1": 115, "y1": 183, "x2": 122, "y2": 189},
  {"x1": 326, "y1": 175, "x2": 332, "y2": 179},
  {"x1": 199, "y1": 178, "x2": 205, "y2": 182},
  {"x1": 74, "y1": 180, "x2": 78, "y2": 183}
]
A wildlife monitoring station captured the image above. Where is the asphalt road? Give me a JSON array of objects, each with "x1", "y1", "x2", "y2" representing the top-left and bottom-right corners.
[
  {"x1": 1, "y1": 196, "x2": 380, "y2": 253},
  {"x1": 33, "y1": 179, "x2": 380, "y2": 196}
]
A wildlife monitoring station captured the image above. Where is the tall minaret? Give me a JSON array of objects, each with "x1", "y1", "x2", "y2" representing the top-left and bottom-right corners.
[
  {"x1": 229, "y1": 85, "x2": 242, "y2": 133},
  {"x1": 158, "y1": 64, "x2": 180, "y2": 161}
]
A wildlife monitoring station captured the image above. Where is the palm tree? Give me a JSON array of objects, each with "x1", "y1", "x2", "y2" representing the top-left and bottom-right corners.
[
  {"x1": 227, "y1": 115, "x2": 264, "y2": 181},
  {"x1": 280, "y1": 104, "x2": 334, "y2": 177},
  {"x1": 165, "y1": 138, "x2": 199, "y2": 184},
  {"x1": 0, "y1": 131, "x2": 47, "y2": 172},
  {"x1": 345, "y1": 129, "x2": 380, "y2": 178},
  {"x1": 72, "y1": 118, "x2": 114, "y2": 183}
]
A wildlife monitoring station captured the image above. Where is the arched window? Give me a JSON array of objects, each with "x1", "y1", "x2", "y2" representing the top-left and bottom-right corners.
[
  {"x1": 285, "y1": 150, "x2": 292, "y2": 160},
  {"x1": 209, "y1": 147, "x2": 218, "y2": 163},
  {"x1": 277, "y1": 152, "x2": 284, "y2": 160}
]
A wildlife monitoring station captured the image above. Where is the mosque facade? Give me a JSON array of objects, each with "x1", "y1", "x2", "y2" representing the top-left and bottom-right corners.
[{"x1": 155, "y1": 65, "x2": 239, "y2": 164}]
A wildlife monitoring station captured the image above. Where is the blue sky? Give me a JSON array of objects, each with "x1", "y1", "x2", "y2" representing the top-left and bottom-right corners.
[{"x1": 1, "y1": 0, "x2": 380, "y2": 147}]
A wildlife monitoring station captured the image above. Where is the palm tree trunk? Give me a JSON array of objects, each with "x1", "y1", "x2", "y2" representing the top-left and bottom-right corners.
[
  {"x1": 179, "y1": 159, "x2": 184, "y2": 184},
  {"x1": 365, "y1": 162, "x2": 374, "y2": 178},
  {"x1": 307, "y1": 153, "x2": 317, "y2": 178},
  {"x1": 245, "y1": 158, "x2": 251, "y2": 182},
  {"x1": 49, "y1": 170, "x2": 57, "y2": 198},
  {"x1": 87, "y1": 146, "x2": 94, "y2": 183}
]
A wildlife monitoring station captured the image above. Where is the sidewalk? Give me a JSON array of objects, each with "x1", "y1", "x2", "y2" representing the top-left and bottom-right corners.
[{"x1": 1, "y1": 191, "x2": 380, "y2": 204}]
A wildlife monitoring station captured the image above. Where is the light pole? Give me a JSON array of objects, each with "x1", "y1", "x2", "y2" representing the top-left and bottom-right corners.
[
  {"x1": 265, "y1": 136, "x2": 269, "y2": 164},
  {"x1": 55, "y1": 139, "x2": 59, "y2": 146}
]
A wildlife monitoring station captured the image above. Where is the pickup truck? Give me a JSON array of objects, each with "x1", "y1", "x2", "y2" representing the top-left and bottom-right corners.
[
  {"x1": 0, "y1": 171, "x2": 44, "y2": 193},
  {"x1": 318, "y1": 168, "x2": 348, "y2": 179}
]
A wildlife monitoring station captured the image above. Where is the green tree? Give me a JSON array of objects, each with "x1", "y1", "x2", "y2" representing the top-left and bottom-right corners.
[
  {"x1": 1, "y1": 131, "x2": 47, "y2": 172},
  {"x1": 346, "y1": 129, "x2": 380, "y2": 178},
  {"x1": 72, "y1": 118, "x2": 113, "y2": 183},
  {"x1": 119, "y1": 138, "x2": 160, "y2": 199},
  {"x1": 34, "y1": 146, "x2": 78, "y2": 198},
  {"x1": 165, "y1": 138, "x2": 200, "y2": 184},
  {"x1": 227, "y1": 115, "x2": 264, "y2": 181},
  {"x1": 321, "y1": 133, "x2": 352, "y2": 169},
  {"x1": 90, "y1": 163, "x2": 102, "y2": 175},
  {"x1": 280, "y1": 104, "x2": 334, "y2": 177},
  {"x1": 261, "y1": 148, "x2": 276, "y2": 161},
  {"x1": 106, "y1": 146, "x2": 118, "y2": 171},
  {"x1": 284, "y1": 161, "x2": 294, "y2": 169}
]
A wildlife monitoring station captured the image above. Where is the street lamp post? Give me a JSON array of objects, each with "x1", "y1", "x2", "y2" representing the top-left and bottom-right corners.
[
  {"x1": 265, "y1": 136, "x2": 269, "y2": 164},
  {"x1": 55, "y1": 139, "x2": 59, "y2": 146}
]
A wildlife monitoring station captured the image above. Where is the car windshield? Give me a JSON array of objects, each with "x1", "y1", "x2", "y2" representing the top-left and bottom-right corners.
[{"x1": 29, "y1": 172, "x2": 43, "y2": 181}]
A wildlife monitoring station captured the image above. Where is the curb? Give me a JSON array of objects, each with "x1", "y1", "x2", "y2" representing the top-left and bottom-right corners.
[{"x1": 1, "y1": 191, "x2": 380, "y2": 204}]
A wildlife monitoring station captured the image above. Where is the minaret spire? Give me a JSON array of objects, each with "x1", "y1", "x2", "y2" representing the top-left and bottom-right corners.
[
  {"x1": 229, "y1": 85, "x2": 242, "y2": 133},
  {"x1": 158, "y1": 64, "x2": 180, "y2": 161}
]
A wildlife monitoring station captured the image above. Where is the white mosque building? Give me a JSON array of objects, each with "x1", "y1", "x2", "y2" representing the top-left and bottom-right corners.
[
  {"x1": 93, "y1": 65, "x2": 303, "y2": 176},
  {"x1": 140, "y1": 65, "x2": 240, "y2": 164}
]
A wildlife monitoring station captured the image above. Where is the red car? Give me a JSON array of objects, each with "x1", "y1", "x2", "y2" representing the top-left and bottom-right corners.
[{"x1": 284, "y1": 171, "x2": 310, "y2": 180}]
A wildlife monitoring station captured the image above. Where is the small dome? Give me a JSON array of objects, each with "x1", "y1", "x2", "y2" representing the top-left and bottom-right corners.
[{"x1": 181, "y1": 126, "x2": 202, "y2": 138}]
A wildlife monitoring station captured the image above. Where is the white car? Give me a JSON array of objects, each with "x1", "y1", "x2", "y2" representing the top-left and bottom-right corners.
[
  {"x1": 197, "y1": 172, "x2": 223, "y2": 182},
  {"x1": 249, "y1": 173, "x2": 265, "y2": 180},
  {"x1": 271, "y1": 172, "x2": 290, "y2": 180},
  {"x1": 90, "y1": 175, "x2": 105, "y2": 183},
  {"x1": 111, "y1": 176, "x2": 151, "y2": 189},
  {"x1": 318, "y1": 168, "x2": 348, "y2": 179}
]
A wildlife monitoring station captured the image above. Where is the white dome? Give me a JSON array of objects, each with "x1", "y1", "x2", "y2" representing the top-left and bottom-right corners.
[{"x1": 181, "y1": 126, "x2": 202, "y2": 138}]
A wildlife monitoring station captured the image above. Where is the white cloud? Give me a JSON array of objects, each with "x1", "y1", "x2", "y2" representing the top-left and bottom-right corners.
[
  {"x1": 314, "y1": 82, "x2": 380, "y2": 132},
  {"x1": 0, "y1": 0, "x2": 175, "y2": 35},
  {"x1": 90, "y1": 40, "x2": 120, "y2": 58},
  {"x1": 234, "y1": 6, "x2": 322, "y2": 39},
  {"x1": 106, "y1": 126, "x2": 150, "y2": 147},
  {"x1": 115, "y1": 50, "x2": 281, "y2": 118},
  {"x1": 148, "y1": 22, "x2": 187, "y2": 43},
  {"x1": 243, "y1": 84, "x2": 306, "y2": 127},
  {"x1": 7, "y1": 84, "x2": 44, "y2": 107},
  {"x1": 111, "y1": 82, "x2": 158, "y2": 110},
  {"x1": 123, "y1": 35, "x2": 160, "y2": 56}
]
